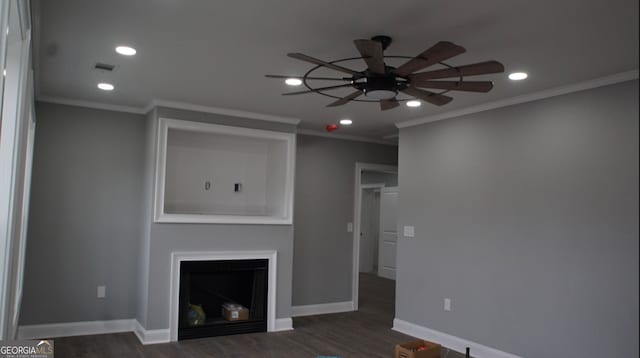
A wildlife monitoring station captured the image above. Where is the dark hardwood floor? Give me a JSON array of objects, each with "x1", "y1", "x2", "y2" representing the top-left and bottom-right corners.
[{"x1": 53, "y1": 273, "x2": 466, "y2": 357}]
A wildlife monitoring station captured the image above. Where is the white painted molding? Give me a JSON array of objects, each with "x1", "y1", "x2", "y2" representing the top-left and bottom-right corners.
[
  {"x1": 36, "y1": 95, "x2": 147, "y2": 114},
  {"x1": 273, "y1": 318, "x2": 294, "y2": 332},
  {"x1": 153, "y1": 118, "x2": 295, "y2": 225},
  {"x1": 392, "y1": 319, "x2": 523, "y2": 358},
  {"x1": 396, "y1": 69, "x2": 640, "y2": 129},
  {"x1": 146, "y1": 99, "x2": 301, "y2": 125},
  {"x1": 169, "y1": 250, "x2": 278, "y2": 342},
  {"x1": 17, "y1": 319, "x2": 136, "y2": 340},
  {"x1": 291, "y1": 301, "x2": 354, "y2": 317},
  {"x1": 133, "y1": 320, "x2": 170, "y2": 345},
  {"x1": 297, "y1": 128, "x2": 398, "y2": 146},
  {"x1": 34, "y1": 97, "x2": 302, "y2": 125}
]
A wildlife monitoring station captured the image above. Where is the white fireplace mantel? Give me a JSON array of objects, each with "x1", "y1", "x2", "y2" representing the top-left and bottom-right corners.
[{"x1": 169, "y1": 250, "x2": 278, "y2": 342}]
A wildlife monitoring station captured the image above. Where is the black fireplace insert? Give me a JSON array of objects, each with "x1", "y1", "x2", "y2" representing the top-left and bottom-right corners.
[{"x1": 178, "y1": 259, "x2": 268, "y2": 340}]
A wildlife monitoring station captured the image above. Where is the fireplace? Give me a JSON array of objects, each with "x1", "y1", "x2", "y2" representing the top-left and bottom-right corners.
[
  {"x1": 178, "y1": 259, "x2": 269, "y2": 340},
  {"x1": 169, "y1": 251, "x2": 278, "y2": 341}
]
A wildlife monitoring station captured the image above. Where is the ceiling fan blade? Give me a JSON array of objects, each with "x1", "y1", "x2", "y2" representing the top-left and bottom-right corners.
[
  {"x1": 288, "y1": 53, "x2": 360, "y2": 76},
  {"x1": 326, "y1": 91, "x2": 363, "y2": 107},
  {"x1": 380, "y1": 99, "x2": 400, "y2": 111},
  {"x1": 412, "y1": 80, "x2": 494, "y2": 92},
  {"x1": 354, "y1": 39, "x2": 385, "y2": 74},
  {"x1": 401, "y1": 87, "x2": 453, "y2": 106},
  {"x1": 265, "y1": 75, "x2": 351, "y2": 81},
  {"x1": 410, "y1": 61, "x2": 505, "y2": 80},
  {"x1": 394, "y1": 41, "x2": 466, "y2": 77},
  {"x1": 282, "y1": 84, "x2": 354, "y2": 96}
]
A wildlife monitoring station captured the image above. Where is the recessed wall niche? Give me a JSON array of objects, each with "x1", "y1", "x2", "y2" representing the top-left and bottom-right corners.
[{"x1": 154, "y1": 118, "x2": 295, "y2": 224}]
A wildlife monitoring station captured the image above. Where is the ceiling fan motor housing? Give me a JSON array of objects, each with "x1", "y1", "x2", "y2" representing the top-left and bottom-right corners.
[{"x1": 356, "y1": 75, "x2": 405, "y2": 100}]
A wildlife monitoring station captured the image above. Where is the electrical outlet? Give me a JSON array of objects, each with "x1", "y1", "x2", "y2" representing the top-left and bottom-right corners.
[
  {"x1": 444, "y1": 298, "x2": 451, "y2": 311},
  {"x1": 97, "y1": 285, "x2": 106, "y2": 299}
]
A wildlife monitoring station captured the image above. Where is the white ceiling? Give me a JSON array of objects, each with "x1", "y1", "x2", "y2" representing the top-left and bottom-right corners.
[{"x1": 33, "y1": 0, "x2": 638, "y2": 139}]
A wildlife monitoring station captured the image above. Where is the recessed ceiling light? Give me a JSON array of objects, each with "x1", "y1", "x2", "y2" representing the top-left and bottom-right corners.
[
  {"x1": 339, "y1": 119, "x2": 353, "y2": 125},
  {"x1": 406, "y1": 100, "x2": 422, "y2": 107},
  {"x1": 285, "y1": 78, "x2": 303, "y2": 86},
  {"x1": 115, "y1": 46, "x2": 137, "y2": 56},
  {"x1": 508, "y1": 72, "x2": 528, "y2": 81},
  {"x1": 97, "y1": 83, "x2": 114, "y2": 91}
]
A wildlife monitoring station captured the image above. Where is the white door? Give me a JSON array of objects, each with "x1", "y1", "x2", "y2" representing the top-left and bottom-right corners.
[{"x1": 378, "y1": 187, "x2": 398, "y2": 280}]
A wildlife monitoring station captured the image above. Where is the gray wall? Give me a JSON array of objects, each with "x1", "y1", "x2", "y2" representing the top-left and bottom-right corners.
[
  {"x1": 21, "y1": 102, "x2": 146, "y2": 324},
  {"x1": 142, "y1": 108, "x2": 296, "y2": 329},
  {"x1": 396, "y1": 80, "x2": 639, "y2": 357},
  {"x1": 293, "y1": 135, "x2": 398, "y2": 306}
]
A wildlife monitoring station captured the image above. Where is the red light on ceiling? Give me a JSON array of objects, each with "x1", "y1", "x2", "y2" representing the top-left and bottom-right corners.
[{"x1": 326, "y1": 124, "x2": 339, "y2": 132}]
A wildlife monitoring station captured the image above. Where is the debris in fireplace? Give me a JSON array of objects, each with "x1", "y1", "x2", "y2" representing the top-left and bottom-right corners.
[
  {"x1": 222, "y1": 302, "x2": 249, "y2": 321},
  {"x1": 187, "y1": 303, "x2": 206, "y2": 326}
]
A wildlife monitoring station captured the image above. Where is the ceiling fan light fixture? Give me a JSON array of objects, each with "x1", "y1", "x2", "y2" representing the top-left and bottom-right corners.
[
  {"x1": 406, "y1": 100, "x2": 422, "y2": 107},
  {"x1": 364, "y1": 89, "x2": 397, "y2": 100},
  {"x1": 285, "y1": 78, "x2": 303, "y2": 86}
]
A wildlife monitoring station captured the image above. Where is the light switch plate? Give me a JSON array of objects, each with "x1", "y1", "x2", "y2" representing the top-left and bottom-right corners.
[
  {"x1": 403, "y1": 225, "x2": 415, "y2": 238},
  {"x1": 97, "y1": 285, "x2": 106, "y2": 299},
  {"x1": 444, "y1": 298, "x2": 452, "y2": 311},
  {"x1": 347, "y1": 222, "x2": 353, "y2": 233}
]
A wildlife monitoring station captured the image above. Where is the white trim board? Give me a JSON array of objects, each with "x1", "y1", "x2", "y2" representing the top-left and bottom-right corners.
[
  {"x1": 273, "y1": 318, "x2": 294, "y2": 331},
  {"x1": 392, "y1": 319, "x2": 523, "y2": 358},
  {"x1": 297, "y1": 128, "x2": 398, "y2": 146},
  {"x1": 133, "y1": 320, "x2": 170, "y2": 345},
  {"x1": 397, "y1": 69, "x2": 639, "y2": 129},
  {"x1": 291, "y1": 301, "x2": 355, "y2": 317},
  {"x1": 36, "y1": 95, "x2": 147, "y2": 115},
  {"x1": 153, "y1": 118, "x2": 296, "y2": 225},
  {"x1": 34, "y1": 96, "x2": 302, "y2": 125},
  {"x1": 169, "y1": 250, "x2": 278, "y2": 342},
  {"x1": 17, "y1": 317, "x2": 290, "y2": 345},
  {"x1": 147, "y1": 99, "x2": 301, "y2": 125},
  {"x1": 17, "y1": 319, "x2": 136, "y2": 340}
]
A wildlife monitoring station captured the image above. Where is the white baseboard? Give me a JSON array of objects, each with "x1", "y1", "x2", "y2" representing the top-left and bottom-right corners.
[
  {"x1": 17, "y1": 319, "x2": 136, "y2": 340},
  {"x1": 133, "y1": 320, "x2": 170, "y2": 345},
  {"x1": 18, "y1": 317, "x2": 290, "y2": 345},
  {"x1": 291, "y1": 301, "x2": 354, "y2": 317},
  {"x1": 392, "y1": 318, "x2": 522, "y2": 358},
  {"x1": 273, "y1": 318, "x2": 293, "y2": 332}
]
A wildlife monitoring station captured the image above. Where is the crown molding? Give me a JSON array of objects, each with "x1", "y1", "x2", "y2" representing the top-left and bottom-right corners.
[
  {"x1": 396, "y1": 69, "x2": 639, "y2": 129},
  {"x1": 297, "y1": 128, "x2": 398, "y2": 146},
  {"x1": 36, "y1": 95, "x2": 146, "y2": 114},
  {"x1": 145, "y1": 99, "x2": 301, "y2": 125},
  {"x1": 35, "y1": 96, "x2": 303, "y2": 126}
]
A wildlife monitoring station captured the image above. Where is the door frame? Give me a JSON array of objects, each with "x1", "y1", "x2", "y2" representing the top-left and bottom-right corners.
[
  {"x1": 358, "y1": 183, "x2": 385, "y2": 274},
  {"x1": 352, "y1": 162, "x2": 397, "y2": 310}
]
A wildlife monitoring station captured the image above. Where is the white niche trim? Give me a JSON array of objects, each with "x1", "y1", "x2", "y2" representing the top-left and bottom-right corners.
[
  {"x1": 154, "y1": 118, "x2": 295, "y2": 224},
  {"x1": 169, "y1": 250, "x2": 278, "y2": 342}
]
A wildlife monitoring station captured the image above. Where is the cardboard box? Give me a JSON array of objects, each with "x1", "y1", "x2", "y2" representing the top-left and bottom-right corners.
[
  {"x1": 222, "y1": 303, "x2": 249, "y2": 321},
  {"x1": 395, "y1": 340, "x2": 441, "y2": 358}
]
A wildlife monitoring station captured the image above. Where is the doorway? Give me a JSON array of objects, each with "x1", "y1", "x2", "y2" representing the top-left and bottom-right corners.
[{"x1": 352, "y1": 163, "x2": 397, "y2": 311}]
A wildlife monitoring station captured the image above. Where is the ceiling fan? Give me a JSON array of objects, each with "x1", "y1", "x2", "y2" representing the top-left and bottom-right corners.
[{"x1": 266, "y1": 36, "x2": 505, "y2": 111}]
